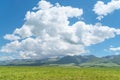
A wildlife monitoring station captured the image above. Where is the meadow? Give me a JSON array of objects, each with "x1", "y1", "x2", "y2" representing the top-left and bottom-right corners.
[{"x1": 0, "y1": 66, "x2": 120, "y2": 80}]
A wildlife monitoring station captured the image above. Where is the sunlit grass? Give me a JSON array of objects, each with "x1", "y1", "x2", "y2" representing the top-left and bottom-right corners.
[{"x1": 0, "y1": 66, "x2": 120, "y2": 80}]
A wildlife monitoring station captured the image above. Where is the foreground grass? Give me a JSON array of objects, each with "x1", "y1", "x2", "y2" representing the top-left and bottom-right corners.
[{"x1": 0, "y1": 66, "x2": 120, "y2": 80}]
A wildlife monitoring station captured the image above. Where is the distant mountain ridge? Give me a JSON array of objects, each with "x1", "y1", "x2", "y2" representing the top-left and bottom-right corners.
[{"x1": 1, "y1": 55, "x2": 120, "y2": 67}]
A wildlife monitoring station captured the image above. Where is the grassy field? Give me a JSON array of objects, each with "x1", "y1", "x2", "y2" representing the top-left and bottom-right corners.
[{"x1": 0, "y1": 66, "x2": 120, "y2": 80}]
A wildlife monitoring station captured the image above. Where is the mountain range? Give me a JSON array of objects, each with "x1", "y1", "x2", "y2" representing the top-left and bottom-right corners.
[{"x1": 1, "y1": 55, "x2": 120, "y2": 67}]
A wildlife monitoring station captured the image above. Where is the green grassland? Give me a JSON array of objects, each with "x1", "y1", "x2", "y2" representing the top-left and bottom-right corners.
[{"x1": 0, "y1": 66, "x2": 120, "y2": 80}]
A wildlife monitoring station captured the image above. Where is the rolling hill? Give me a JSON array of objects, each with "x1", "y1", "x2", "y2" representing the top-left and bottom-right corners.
[{"x1": 0, "y1": 55, "x2": 120, "y2": 67}]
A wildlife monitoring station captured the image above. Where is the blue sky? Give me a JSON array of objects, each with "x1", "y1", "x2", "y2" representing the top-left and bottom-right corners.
[
  {"x1": 0, "y1": 0, "x2": 39, "y2": 45},
  {"x1": 0, "y1": 0, "x2": 120, "y2": 60}
]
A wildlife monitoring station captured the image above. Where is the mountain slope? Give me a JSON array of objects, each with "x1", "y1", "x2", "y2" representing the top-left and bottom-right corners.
[{"x1": 1, "y1": 55, "x2": 120, "y2": 67}]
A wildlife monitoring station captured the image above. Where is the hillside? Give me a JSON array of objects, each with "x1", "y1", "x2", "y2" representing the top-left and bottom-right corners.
[{"x1": 1, "y1": 55, "x2": 120, "y2": 67}]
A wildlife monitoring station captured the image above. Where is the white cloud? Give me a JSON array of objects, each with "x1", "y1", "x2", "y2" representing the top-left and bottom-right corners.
[
  {"x1": 1, "y1": 40, "x2": 21, "y2": 53},
  {"x1": 1, "y1": 0, "x2": 120, "y2": 60},
  {"x1": 13, "y1": 25, "x2": 32, "y2": 38},
  {"x1": 93, "y1": 0, "x2": 120, "y2": 20},
  {"x1": 4, "y1": 34, "x2": 20, "y2": 41},
  {"x1": 33, "y1": 0, "x2": 53, "y2": 10},
  {"x1": 0, "y1": 56, "x2": 15, "y2": 61},
  {"x1": 73, "y1": 22, "x2": 120, "y2": 46},
  {"x1": 109, "y1": 47, "x2": 120, "y2": 55},
  {"x1": 110, "y1": 47, "x2": 120, "y2": 51}
]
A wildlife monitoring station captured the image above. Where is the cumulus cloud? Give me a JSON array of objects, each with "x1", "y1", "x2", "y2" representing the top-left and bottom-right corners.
[
  {"x1": 93, "y1": 0, "x2": 120, "y2": 20},
  {"x1": 1, "y1": 0, "x2": 120, "y2": 59},
  {"x1": 4, "y1": 34, "x2": 20, "y2": 41},
  {"x1": 13, "y1": 25, "x2": 33, "y2": 38},
  {"x1": 33, "y1": 0, "x2": 53, "y2": 10},
  {"x1": 73, "y1": 22, "x2": 120, "y2": 46}
]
